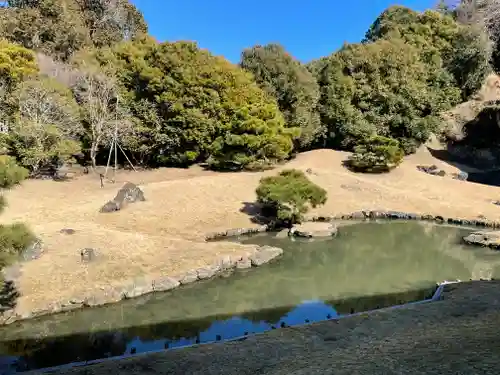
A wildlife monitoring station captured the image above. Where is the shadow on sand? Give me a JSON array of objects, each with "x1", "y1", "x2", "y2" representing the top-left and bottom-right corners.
[{"x1": 239, "y1": 202, "x2": 273, "y2": 225}]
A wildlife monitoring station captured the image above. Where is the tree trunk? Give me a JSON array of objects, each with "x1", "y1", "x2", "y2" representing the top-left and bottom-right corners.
[{"x1": 90, "y1": 143, "x2": 98, "y2": 170}]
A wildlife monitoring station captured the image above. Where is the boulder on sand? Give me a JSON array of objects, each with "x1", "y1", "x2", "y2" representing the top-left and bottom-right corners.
[
  {"x1": 100, "y1": 182, "x2": 146, "y2": 213},
  {"x1": 417, "y1": 165, "x2": 446, "y2": 177},
  {"x1": 463, "y1": 230, "x2": 500, "y2": 249}
]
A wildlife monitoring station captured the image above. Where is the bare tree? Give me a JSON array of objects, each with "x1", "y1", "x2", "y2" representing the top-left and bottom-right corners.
[
  {"x1": 17, "y1": 80, "x2": 80, "y2": 135},
  {"x1": 75, "y1": 0, "x2": 134, "y2": 41},
  {"x1": 13, "y1": 78, "x2": 82, "y2": 173},
  {"x1": 455, "y1": 0, "x2": 481, "y2": 24},
  {"x1": 72, "y1": 67, "x2": 133, "y2": 169},
  {"x1": 475, "y1": 0, "x2": 500, "y2": 40},
  {"x1": 35, "y1": 53, "x2": 80, "y2": 88}
]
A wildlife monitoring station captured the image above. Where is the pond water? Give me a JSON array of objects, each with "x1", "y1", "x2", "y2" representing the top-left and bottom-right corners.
[{"x1": 0, "y1": 221, "x2": 499, "y2": 373}]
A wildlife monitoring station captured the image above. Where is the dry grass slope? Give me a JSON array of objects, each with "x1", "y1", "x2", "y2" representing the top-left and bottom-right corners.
[{"x1": 3, "y1": 147, "x2": 500, "y2": 313}]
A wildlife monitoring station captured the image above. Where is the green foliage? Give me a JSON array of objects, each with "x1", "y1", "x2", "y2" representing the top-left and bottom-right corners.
[
  {"x1": 77, "y1": 0, "x2": 148, "y2": 48},
  {"x1": 0, "y1": 222, "x2": 36, "y2": 269},
  {"x1": 0, "y1": 39, "x2": 38, "y2": 87},
  {"x1": 316, "y1": 38, "x2": 461, "y2": 154},
  {"x1": 9, "y1": 77, "x2": 82, "y2": 173},
  {"x1": 0, "y1": 1, "x2": 89, "y2": 61},
  {"x1": 0, "y1": 0, "x2": 147, "y2": 61},
  {"x1": 346, "y1": 135, "x2": 404, "y2": 173},
  {"x1": 240, "y1": 43, "x2": 324, "y2": 149},
  {"x1": 256, "y1": 169, "x2": 327, "y2": 224},
  {"x1": 0, "y1": 39, "x2": 39, "y2": 121},
  {"x1": 0, "y1": 2, "x2": 493, "y2": 175},
  {"x1": 365, "y1": 6, "x2": 491, "y2": 99},
  {"x1": 447, "y1": 25, "x2": 492, "y2": 98},
  {"x1": 0, "y1": 156, "x2": 29, "y2": 188},
  {"x1": 98, "y1": 40, "x2": 298, "y2": 169},
  {"x1": 0, "y1": 195, "x2": 6, "y2": 215}
]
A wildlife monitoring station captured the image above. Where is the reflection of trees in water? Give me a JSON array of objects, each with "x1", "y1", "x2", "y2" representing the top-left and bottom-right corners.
[
  {"x1": 326, "y1": 222, "x2": 471, "y2": 291},
  {"x1": 5, "y1": 332, "x2": 128, "y2": 370},
  {"x1": 0, "y1": 222, "x2": 468, "y2": 371},
  {"x1": 1, "y1": 285, "x2": 437, "y2": 372},
  {"x1": 126, "y1": 317, "x2": 215, "y2": 341},
  {"x1": 240, "y1": 305, "x2": 294, "y2": 325},
  {"x1": 332, "y1": 286, "x2": 436, "y2": 315},
  {"x1": 0, "y1": 222, "x2": 471, "y2": 345}
]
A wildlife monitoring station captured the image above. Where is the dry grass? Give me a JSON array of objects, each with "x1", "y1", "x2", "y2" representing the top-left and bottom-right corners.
[{"x1": 3, "y1": 147, "x2": 500, "y2": 314}]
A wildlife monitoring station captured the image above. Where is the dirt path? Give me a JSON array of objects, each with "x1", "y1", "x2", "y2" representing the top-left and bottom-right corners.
[
  {"x1": 40, "y1": 280, "x2": 500, "y2": 375},
  {"x1": 3, "y1": 147, "x2": 500, "y2": 314}
]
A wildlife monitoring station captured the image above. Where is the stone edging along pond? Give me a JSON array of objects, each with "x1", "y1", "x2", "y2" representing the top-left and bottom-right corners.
[{"x1": 0, "y1": 210, "x2": 494, "y2": 326}]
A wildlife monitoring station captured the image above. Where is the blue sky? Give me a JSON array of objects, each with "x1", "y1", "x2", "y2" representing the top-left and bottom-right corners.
[{"x1": 131, "y1": 1, "x2": 437, "y2": 63}]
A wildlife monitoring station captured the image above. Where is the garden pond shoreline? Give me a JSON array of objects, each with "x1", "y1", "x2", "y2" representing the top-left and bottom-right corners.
[{"x1": 0, "y1": 209, "x2": 498, "y2": 326}]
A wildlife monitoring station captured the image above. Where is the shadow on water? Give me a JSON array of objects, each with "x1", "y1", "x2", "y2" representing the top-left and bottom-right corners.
[
  {"x1": 0, "y1": 287, "x2": 437, "y2": 373},
  {"x1": 0, "y1": 221, "x2": 498, "y2": 373}
]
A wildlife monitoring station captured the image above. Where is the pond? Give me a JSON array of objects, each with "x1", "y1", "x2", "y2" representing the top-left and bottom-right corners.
[{"x1": 0, "y1": 221, "x2": 499, "y2": 373}]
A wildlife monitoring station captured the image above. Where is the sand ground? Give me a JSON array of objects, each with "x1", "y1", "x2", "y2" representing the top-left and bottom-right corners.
[{"x1": 3, "y1": 147, "x2": 500, "y2": 313}]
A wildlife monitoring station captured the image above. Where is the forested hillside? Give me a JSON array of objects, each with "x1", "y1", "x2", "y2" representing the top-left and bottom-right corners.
[{"x1": 0, "y1": 0, "x2": 496, "y2": 176}]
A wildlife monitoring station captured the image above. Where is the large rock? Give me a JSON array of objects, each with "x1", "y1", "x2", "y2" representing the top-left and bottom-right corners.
[
  {"x1": 121, "y1": 278, "x2": 154, "y2": 299},
  {"x1": 463, "y1": 231, "x2": 500, "y2": 249},
  {"x1": 152, "y1": 277, "x2": 180, "y2": 292},
  {"x1": 20, "y1": 238, "x2": 44, "y2": 261},
  {"x1": 417, "y1": 165, "x2": 446, "y2": 177},
  {"x1": 100, "y1": 182, "x2": 146, "y2": 213},
  {"x1": 196, "y1": 265, "x2": 220, "y2": 280},
  {"x1": 452, "y1": 171, "x2": 468, "y2": 181},
  {"x1": 290, "y1": 222, "x2": 338, "y2": 238},
  {"x1": 249, "y1": 246, "x2": 283, "y2": 266},
  {"x1": 178, "y1": 270, "x2": 199, "y2": 285}
]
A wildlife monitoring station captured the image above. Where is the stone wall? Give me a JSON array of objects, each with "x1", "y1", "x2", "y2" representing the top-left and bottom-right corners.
[
  {"x1": 305, "y1": 210, "x2": 500, "y2": 229},
  {"x1": 0, "y1": 240, "x2": 283, "y2": 325},
  {"x1": 205, "y1": 225, "x2": 269, "y2": 241}
]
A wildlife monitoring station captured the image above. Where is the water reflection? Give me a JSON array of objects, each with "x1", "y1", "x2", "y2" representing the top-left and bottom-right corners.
[
  {"x1": 0, "y1": 221, "x2": 498, "y2": 373},
  {"x1": 0, "y1": 288, "x2": 435, "y2": 373}
]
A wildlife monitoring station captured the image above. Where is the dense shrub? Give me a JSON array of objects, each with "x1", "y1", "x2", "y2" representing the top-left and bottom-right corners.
[
  {"x1": 256, "y1": 169, "x2": 327, "y2": 224},
  {"x1": 0, "y1": 222, "x2": 36, "y2": 268},
  {"x1": 345, "y1": 136, "x2": 404, "y2": 173},
  {"x1": 0, "y1": 39, "x2": 38, "y2": 87},
  {"x1": 240, "y1": 43, "x2": 324, "y2": 149},
  {"x1": 8, "y1": 77, "x2": 82, "y2": 174},
  {"x1": 364, "y1": 6, "x2": 491, "y2": 99},
  {"x1": 0, "y1": 156, "x2": 28, "y2": 188},
  {"x1": 0, "y1": 2, "x2": 494, "y2": 173},
  {"x1": 315, "y1": 38, "x2": 461, "y2": 154},
  {"x1": 0, "y1": 0, "x2": 147, "y2": 61},
  {"x1": 95, "y1": 40, "x2": 299, "y2": 169}
]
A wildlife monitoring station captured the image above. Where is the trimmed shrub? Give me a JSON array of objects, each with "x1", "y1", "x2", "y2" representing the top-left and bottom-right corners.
[
  {"x1": 0, "y1": 222, "x2": 36, "y2": 268},
  {"x1": 256, "y1": 169, "x2": 327, "y2": 225},
  {"x1": 346, "y1": 136, "x2": 404, "y2": 173}
]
